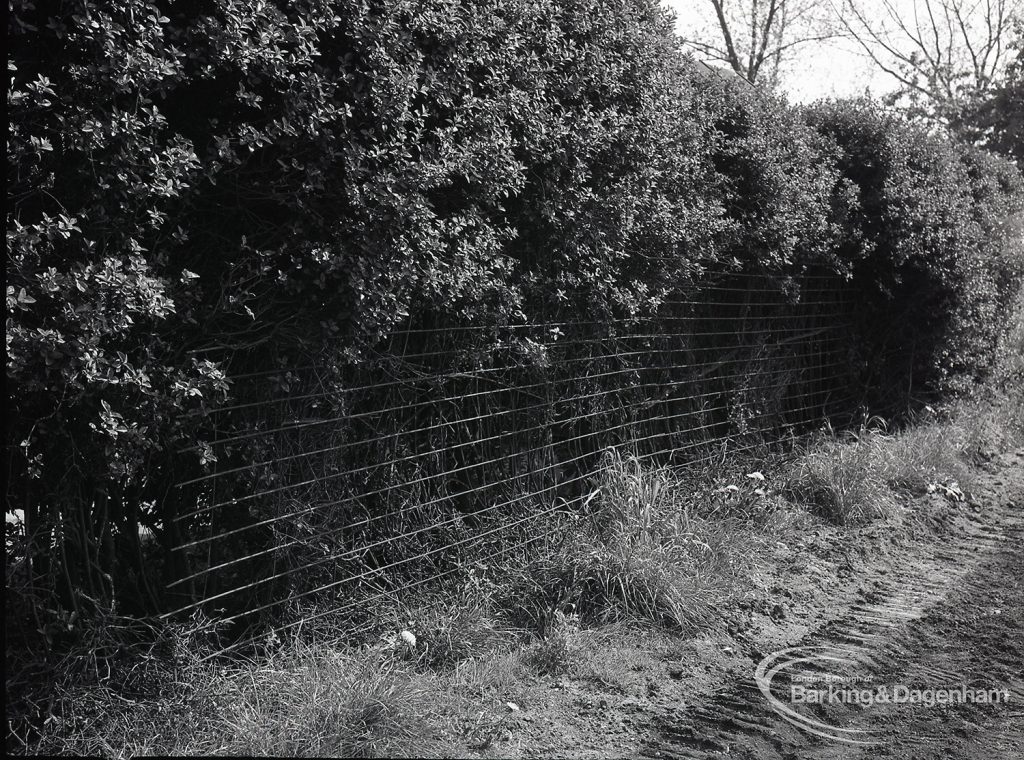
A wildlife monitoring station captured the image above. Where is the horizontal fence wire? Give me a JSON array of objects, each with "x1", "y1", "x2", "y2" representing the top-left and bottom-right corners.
[
  {"x1": 181, "y1": 326, "x2": 845, "y2": 455},
  {"x1": 165, "y1": 272, "x2": 859, "y2": 654},
  {"x1": 167, "y1": 386, "x2": 857, "y2": 622},
  {"x1": 169, "y1": 360, "x2": 854, "y2": 580},
  {"x1": 177, "y1": 345, "x2": 849, "y2": 509},
  {"x1": 169, "y1": 360, "x2": 850, "y2": 563},
  {"x1": 168, "y1": 372, "x2": 853, "y2": 593},
  {"x1": 198, "y1": 317, "x2": 849, "y2": 418},
  {"x1": 193, "y1": 411, "x2": 852, "y2": 662}
]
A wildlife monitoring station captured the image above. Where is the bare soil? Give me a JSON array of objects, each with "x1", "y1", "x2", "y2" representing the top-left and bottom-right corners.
[{"x1": 476, "y1": 450, "x2": 1024, "y2": 759}]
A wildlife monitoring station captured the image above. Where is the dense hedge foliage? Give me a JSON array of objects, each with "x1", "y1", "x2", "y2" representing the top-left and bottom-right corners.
[
  {"x1": 805, "y1": 100, "x2": 1024, "y2": 399},
  {"x1": 7, "y1": 0, "x2": 1023, "y2": 618}
]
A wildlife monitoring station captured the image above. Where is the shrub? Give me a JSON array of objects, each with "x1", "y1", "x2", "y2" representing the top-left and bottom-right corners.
[
  {"x1": 694, "y1": 74, "x2": 852, "y2": 277},
  {"x1": 803, "y1": 99, "x2": 1024, "y2": 403},
  {"x1": 6, "y1": 0, "x2": 709, "y2": 613},
  {"x1": 7, "y1": 0, "x2": 746, "y2": 610}
]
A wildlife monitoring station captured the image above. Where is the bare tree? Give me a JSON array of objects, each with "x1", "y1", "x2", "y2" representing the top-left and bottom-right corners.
[
  {"x1": 837, "y1": 0, "x2": 1021, "y2": 125},
  {"x1": 679, "y1": 0, "x2": 841, "y2": 87}
]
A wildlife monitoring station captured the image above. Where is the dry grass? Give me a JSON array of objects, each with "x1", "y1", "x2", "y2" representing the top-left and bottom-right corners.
[
  {"x1": 33, "y1": 636, "x2": 457, "y2": 758},
  {"x1": 449, "y1": 647, "x2": 529, "y2": 698},
  {"x1": 26, "y1": 621, "x2": 225, "y2": 758}
]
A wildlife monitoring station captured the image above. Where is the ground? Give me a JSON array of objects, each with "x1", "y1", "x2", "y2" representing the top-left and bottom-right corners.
[{"x1": 470, "y1": 450, "x2": 1023, "y2": 759}]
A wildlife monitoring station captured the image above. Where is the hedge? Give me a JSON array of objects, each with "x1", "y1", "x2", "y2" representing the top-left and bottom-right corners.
[{"x1": 7, "y1": 0, "x2": 1023, "y2": 621}]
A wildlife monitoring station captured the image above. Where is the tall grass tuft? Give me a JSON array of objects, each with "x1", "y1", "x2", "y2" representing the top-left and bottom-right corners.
[
  {"x1": 782, "y1": 427, "x2": 899, "y2": 526},
  {"x1": 525, "y1": 451, "x2": 758, "y2": 632}
]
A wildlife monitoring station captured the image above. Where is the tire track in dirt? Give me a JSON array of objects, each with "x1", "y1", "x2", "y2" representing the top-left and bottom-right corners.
[
  {"x1": 810, "y1": 546, "x2": 1024, "y2": 759},
  {"x1": 642, "y1": 451, "x2": 1024, "y2": 759}
]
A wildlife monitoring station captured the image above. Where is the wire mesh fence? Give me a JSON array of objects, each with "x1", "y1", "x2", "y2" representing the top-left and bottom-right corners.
[{"x1": 163, "y1": 271, "x2": 859, "y2": 655}]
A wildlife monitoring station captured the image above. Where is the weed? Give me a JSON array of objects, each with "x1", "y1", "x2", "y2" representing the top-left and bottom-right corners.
[
  {"x1": 395, "y1": 567, "x2": 519, "y2": 670},
  {"x1": 525, "y1": 609, "x2": 580, "y2": 676}
]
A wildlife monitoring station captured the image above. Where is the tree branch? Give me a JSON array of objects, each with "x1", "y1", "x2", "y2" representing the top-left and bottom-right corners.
[
  {"x1": 710, "y1": 0, "x2": 745, "y2": 77},
  {"x1": 752, "y1": 0, "x2": 783, "y2": 81},
  {"x1": 837, "y1": 1, "x2": 940, "y2": 99}
]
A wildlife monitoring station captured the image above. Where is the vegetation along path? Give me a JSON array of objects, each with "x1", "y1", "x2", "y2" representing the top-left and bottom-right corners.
[{"x1": 640, "y1": 451, "x2": 1024, "y2": 759}]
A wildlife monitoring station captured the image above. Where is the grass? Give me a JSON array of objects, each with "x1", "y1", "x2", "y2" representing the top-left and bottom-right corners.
[
  {"x1": 784, "y1": 283, "x2": 1024, "y2": 529},
  {"x1": 24, "y1": 621, "x2": 223, "y2": 757},
  {"x1": 388, "y1": 573, "x2": 520, "y2": 671},
  {"x1": 524, "y1": 609, "x2": 580, "y2": 676},
  {"x1": 956, "y1": 388, "x2": 1024, "y2": 462},
  {"x1": 783, "y1": 429, "x2": 901, "y2": 526},
  {"x1": 784, "y1": 386, "x2": 1024, "y2": 526},
  {"x1": 212, "y1": 644, "x2": 450, "y2": 758},
  {"x1": 510, "y1": 451, "x2": 761, "y2": 633},
  {"x1": 29, "y1": 632, "x2": 454, "y2": 758}
]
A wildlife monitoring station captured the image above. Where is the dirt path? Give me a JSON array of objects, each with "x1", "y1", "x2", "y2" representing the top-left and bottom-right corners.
[{"x1": 641, "y1": 451, "x2": 1024, "y2": 759}]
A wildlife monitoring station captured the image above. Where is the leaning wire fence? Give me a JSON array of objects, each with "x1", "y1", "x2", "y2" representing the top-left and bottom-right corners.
[{"x1": 163, "y1": 272, "x2": 859, "y2": 656}]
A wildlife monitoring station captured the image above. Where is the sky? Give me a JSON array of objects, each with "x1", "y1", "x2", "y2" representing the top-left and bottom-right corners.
[{"x1": 662, "y1": 0, "x2": 901, "y2": 103}]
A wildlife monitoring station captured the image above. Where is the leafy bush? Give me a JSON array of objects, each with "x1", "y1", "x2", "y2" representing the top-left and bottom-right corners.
[
  {"x1": 803, "y1": 99, "x2": 1024, "y2": 402},
  {"x1": 694, "y1": 73, "x2": 853, "y2": 277}
]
